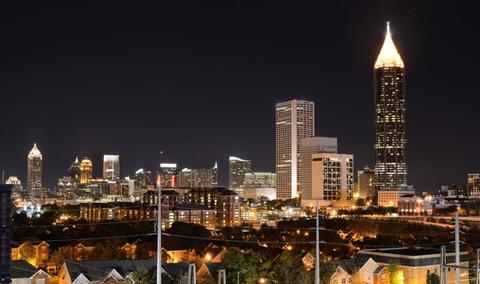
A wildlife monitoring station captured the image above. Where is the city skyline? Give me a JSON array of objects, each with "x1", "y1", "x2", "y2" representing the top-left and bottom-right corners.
[{"x1": 1, "y1": 2, "x2": 479, "y2": 192}]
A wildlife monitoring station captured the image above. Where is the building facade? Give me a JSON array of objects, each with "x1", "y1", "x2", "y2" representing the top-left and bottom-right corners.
[
  {"x1": 310, "y1": 153, "x2": 354, "y2": 204},
  {"x1": 178, "y1": 163, "x2": 218, "y2": 188},
  {"x1": 275, "y1": 100, "x2": 315, "y2": 200},
  {"x1": 27, "y1": 143, "x2": 43, "y2": 198},
  {"x1": 103, "y1": 155, "x2": 120, "y2": 181},
  {"x1": 158, "y1": 163, "x2": 177, "y2": 189},
  {"x1": 357, "y1": 166, "x2": 375, "y2": 200},
  {"x1": 80, "y1": 157, "x2": 93, "y2": 185},
  {"x1": 467, "y1": 173, "x2": 480, "y2": 198},
  {"x1": 374, "y1": 22, "x2": 407, "y2": 191},
  {"x1": 68, "y1": 157, "x2": 81, "y2": 184},
  {"x1": 228, "y1": 156, "x2": 252, "y2": 188},
  {"x1": 300, "y1": 137, "x2": 338, "y2": 203}
]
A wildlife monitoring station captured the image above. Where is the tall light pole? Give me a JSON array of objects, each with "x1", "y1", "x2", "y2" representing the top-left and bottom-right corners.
[
  {"x1": 315, "y1": 200, "x2": 320, "y2": 284},
  {"x1": 157, "y1": 153, "x2": 164, "y2": 284}
]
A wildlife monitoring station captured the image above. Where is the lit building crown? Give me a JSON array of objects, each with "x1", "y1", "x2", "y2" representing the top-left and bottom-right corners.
[
  {"x1": 374, "y1": 22, "x2": 404, "y2": 69},
  {"x1": 28, "y1": 143, "x2": 42, "y2": 159}
]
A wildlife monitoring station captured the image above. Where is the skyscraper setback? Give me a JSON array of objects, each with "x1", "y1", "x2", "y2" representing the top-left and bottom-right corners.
[
  {"x1": 276, "y1": 99, "x2": 315, "y2": 200},
  {"x1": 374, "y1": 22, "x2": 407, "y2": 191},
  {"x1": 27, "y1": 143, "x2": 42, "y2": 198}
]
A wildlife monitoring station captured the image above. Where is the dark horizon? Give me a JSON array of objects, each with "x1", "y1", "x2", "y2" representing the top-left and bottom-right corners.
[{"x1": 1, "y1": 1, "x2": 479, "y2": 192}]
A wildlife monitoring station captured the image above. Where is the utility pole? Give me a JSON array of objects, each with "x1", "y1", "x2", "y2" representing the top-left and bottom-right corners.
[
  {"x1": 315, "y1": 200, "x2": 320, "y2": 284},
  {"x1": 455, "y1": 212, "x2": 460, "y2": 284},
  {"x1": 188, "y1": 263, "x2": 197, "y2": 284},
  {"x1": 157, "y1": 153, "x2": 163, "y2": 284},
  {"x1": 440, "y1": 245, "x2": 446, "y2": 284},
  {"x1": 476, "y1": 248, "x2": 480, "y2": 284}
]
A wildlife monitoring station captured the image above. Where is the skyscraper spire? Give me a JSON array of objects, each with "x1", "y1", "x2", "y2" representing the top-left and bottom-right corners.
[{"x1": 374, "y1": 21, "x2": 404, "y2": 69}]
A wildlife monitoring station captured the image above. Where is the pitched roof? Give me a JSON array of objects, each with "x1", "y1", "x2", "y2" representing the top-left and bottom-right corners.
[
  {"x1": 374, "y1": 22, "x2": 404, "y2": 69},
  {"x1": 64, "y1": 259, "x2": 157, "y2": 281},
  {"x1": 11, "y1": 260, "x2": 36, "y2": 279}
]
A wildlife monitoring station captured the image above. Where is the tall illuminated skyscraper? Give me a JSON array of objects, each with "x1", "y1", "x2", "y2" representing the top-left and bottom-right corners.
[
  {"x1": 68, "y1": 156, "x2": 81, "y2": 184},
  {"x1": 275, "y1": 99, "x2": 315, "y2": 199},
  {"x1": 374, "y1": 22, "x2": 407, "y2": 190},
  {"x1": 27, "y1": 143, "x2": 42, "y2": 198},
  {"x1": 103, "y1": 155, "x2": 120, "y2": 180},
  {"x1": 228, "y1": 156, "x2": 252, "y2": 188},
  {"x1": 80, "y1": 157, "x2": 93, "y2": 184}
]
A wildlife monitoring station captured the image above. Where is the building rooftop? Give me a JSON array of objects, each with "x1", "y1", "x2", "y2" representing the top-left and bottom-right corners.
[{"x1": 374, "y1": 22, "x2": 404, "y2": 69}]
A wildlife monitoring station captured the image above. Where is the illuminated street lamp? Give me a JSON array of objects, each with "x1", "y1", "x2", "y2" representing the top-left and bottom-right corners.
[{"x1": 258, "y1": 277, "x2": 267, "y2": 284}]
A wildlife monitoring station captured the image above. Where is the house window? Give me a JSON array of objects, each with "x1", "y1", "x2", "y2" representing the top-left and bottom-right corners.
[
  {"x1": 36, "y1": 280, "x2": 45, "y2": 284},
  {"x1": 341, "y1": 278, "x2": 346, "y2": 284}
]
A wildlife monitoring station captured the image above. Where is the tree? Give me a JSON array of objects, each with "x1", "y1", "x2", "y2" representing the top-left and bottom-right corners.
[
  {"x1": 355, "y1": 198, "x2": 366, "y2": 207},
  {"x1": 223, "y1": 247, "x2": 271, "y2": 284},
  {"x1": 272, "y1": 251, "x2": 311, "y2": 284},
  {"x1": 426, "y1": 272, "x2": 440, "y2": 284},
  {"x1": 51, "y1": 246, "x2": 73, "y2": 266}
]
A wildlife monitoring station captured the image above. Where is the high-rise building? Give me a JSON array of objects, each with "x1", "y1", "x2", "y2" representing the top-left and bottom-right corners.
[
  {"x1": 68, "y1": 156, "x2": 81, "y2": 184},
  {"x1": 135, "y1": 168, "x2": 153, "y2": 189},
  {"x1": 103, "y1": 155, "x2": 120, "y2": 180},
  {"x1": 310, "y1": 153, "x2": 354, "y2": 204},
  {"x1": 27, "y1": 143, "x2": 43, "y2": 198},
  {"x1": 228, "y1": 156, "x2": 252, "y2": 188},
  {"x1": 276, "y1": 99, "x2": 315, "y2": 200},
  {"x1": 300, "y1": 137, "x2": 338, "y2": 203},
  {"x1": 374, "y1": 22, "x2": 407, "y2": 191},
  {"x1": 0, "y1": 184, "x2": 12, "y2": 282},
  {"x1": 243, "y1": 172, "x2": 276, "y2": 188},
  {"x1": 178, "y1": 168, "x2": 194, "y2": 188},
  {"x1": 178, "y1": 162, "x2": 218, "y2": 188},
  {"x1": 468, "y1": 173, "x2": 480, "y2": 198},
  {"x1": 357, "y1": 166, "x2": 375, "y2": 199},
  {"x1": 158, "y1": 163, "x2": 177, "y2": 188},
  {"x1": 80, "y1": 157, "x2": 93, "y2": 184},
  {"x1": 5, "y1": 176, "x2": 23, "y2": 196}
]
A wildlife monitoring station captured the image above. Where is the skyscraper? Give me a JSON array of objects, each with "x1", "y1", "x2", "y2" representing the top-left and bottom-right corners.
[
  {"x1": 0, "y1": 185, "x2": 12, "y2": 282},
  {"x1": 158, "y1": 163, "x2": 177, "y2": 188},
  {"x1": 228, "y1": 156, "x2": 252, "y2": 188},
  {"x1": 374, "y1": 22, "x2": 407, "y2": 191},
  {"x1": 276, "y1": 99, "x2": 315, "y2": 199},
  {"x1": 103, "y1": 155, "x2": 120, "y2": 180},
  {"x1": 80, "y1": 157, "x2": 93, "y2": 184},
  {"x1": 178, "y1": 162, "x2": 218, "y2": 188},
  {"x1": 68, "y1": 156, "x2": 81, "y2": 184},
  {"x1": 27, "y1": 143, "x2": 42, "y2": 198}
]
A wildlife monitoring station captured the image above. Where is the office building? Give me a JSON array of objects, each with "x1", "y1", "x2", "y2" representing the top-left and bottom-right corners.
[
  {"x1": 68, "y1": 156, "x2": 81, "y2": 184},
  {"x1": 357, "y1": 166, "x2": 375, "y2": 199},
  {"x1": 103, "y1": 155, "x2": 120, "y2": 181},
  {"x1": 308, "y1": 152, "x2": 354, "y2": 206},
  {"x1": 243, "y1": 172, "x2": 276, "y2": 188},
  {"x1": 228, "y1": 156, "x2": 251, "y2": 188},
  {"x1": 468, "y1": 173, "x2": 480, "y2": 198},
  {"x1": 5, "y1": 176, "x2": 23, "y2": 196},
  {"x1": 276, "y1": 99, "x2": 315, "y2": 199},
  {"x1": 80, "y1": 157, "x2": 93, "y2": 185},
  {"x1": 27, "y1": 143, "x2": 43, "y2": 198},
  {"x1": 374, "y1": 22, "x2": 407, "y2": 190},
  {"x1": 178, "y1": 162, "x2": 218, "y2": 188},
  {"x1": 158, "y1": 163, "x2": 177, "y2": 188},
  {"x1": 135, "y1": 168, "x2": 153, "y2": 189},
  {"x1": 377, "y1": 188, "x2": 415, "y2": 207},
  {"x1": 300, "y1": 137, "x2": 338, "y2": 203},
  {"x1": 0, "y1": 185, "x2": 12, "y2": 282}
]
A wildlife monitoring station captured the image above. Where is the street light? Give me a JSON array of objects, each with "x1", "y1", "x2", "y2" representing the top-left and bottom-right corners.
[{"x1": 257, "y1": 277, "x2": 267, "y2": 284}]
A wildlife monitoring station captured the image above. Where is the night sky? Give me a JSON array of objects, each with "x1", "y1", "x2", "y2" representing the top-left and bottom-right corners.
[{"x1": 1, "y1": 1, "x2": 478, "y2": 192}]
